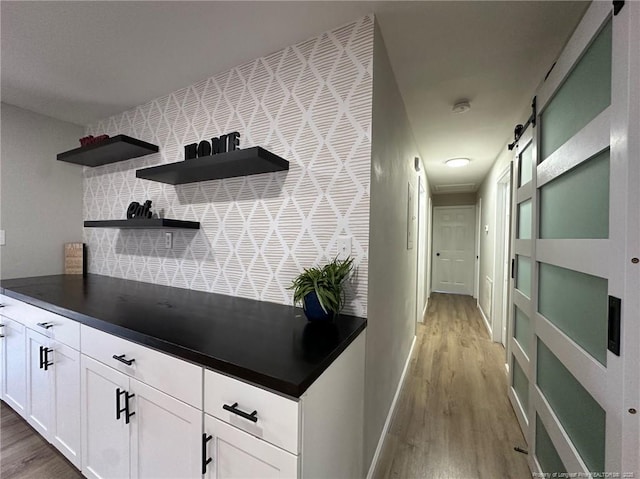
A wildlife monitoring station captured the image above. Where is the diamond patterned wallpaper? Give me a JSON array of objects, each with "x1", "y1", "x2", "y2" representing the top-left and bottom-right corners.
[{"x1": 84, "y1": 15, "x2": 373, "y2": 317}]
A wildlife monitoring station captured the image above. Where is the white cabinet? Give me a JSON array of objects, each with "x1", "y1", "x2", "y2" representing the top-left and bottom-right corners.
[
  {"x1": 81, "y1": 347, "x2": 202, "y2": 479},
  {"x1": 51, "y1": 341, "x2": 81, "y2": 468},
  {"x1": 81, "y1": 355, "x2": 130, "y2": 479},
  {"x1": 203, "y1": 332, "x2": 366, "y2": 479},
  {"x1": 204, "y1": 414, "x2": 298, "y2": 479},
  {"x1": 2, "y1": 294, "x2": 366, "y2": 479},
  {"x1": 204, "y1": 370, "x2": 299, "y2": 454},
  {"x1": 26, "y1": 328, "x2": 53, "y2": 437},
  {"x1": 2, "y1": 302, "x2": 82, "y2": 469},
  {"x1": 1, "y1": 315, "x2": 27, "y2": 417},
  {"x1": 130, "y1": 379, "x2": 201, "y2": 479}
]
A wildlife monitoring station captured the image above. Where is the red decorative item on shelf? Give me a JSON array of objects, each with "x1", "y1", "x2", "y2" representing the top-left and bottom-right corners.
[{"x1": 79, "y1": 134, "x2": 110, "y2": 147}]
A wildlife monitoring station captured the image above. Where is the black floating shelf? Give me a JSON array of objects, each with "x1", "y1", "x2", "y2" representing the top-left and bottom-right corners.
[
  {"x1": 84, "y1": 219, "x2": 200, "y2": 230},
  {"x1": 58, "y1": 135, "x2": 159, "y2": 167},
  {"x1": 135, "y1": 146, "x2": 289, "y2": 185}
]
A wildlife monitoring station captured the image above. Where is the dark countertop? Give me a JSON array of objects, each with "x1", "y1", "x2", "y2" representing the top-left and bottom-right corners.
[{"x1": 0, "y1": 274, "x2": 366, "y2": 398}]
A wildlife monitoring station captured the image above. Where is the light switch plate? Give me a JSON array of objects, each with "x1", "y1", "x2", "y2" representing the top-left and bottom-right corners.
[
  {"x1": 337, "y1": 236, "x2": 351, "y2": 260},
  {"x1": 165, "y1": 232, "x2": 173, "y2": 249},
  {"x1": 0, "y1": 230, "x2": 5, "y2": 246}
]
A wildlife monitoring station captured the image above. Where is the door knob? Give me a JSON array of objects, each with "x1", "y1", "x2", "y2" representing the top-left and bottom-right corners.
[{"x1": 436, "y1": 253, "x2": 440, "y2": 256}]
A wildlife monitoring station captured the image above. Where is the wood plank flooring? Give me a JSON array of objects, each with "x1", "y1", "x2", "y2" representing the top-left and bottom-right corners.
[
  {"x1": 373, "y1": 293, "x2": 531, "y2": 479},
  {"x1": 0, "y1": 401, "x2": 82, "y2": 479}
]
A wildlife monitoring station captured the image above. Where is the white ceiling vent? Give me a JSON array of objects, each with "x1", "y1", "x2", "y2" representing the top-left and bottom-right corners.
[{"x1": 433, "y1": 183, "x2": 477, "y2": 194}]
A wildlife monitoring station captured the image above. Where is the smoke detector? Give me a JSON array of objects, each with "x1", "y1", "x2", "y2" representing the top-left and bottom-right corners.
[{"x1": 452, "y1": 100, "x2": 471, "y2": 113}]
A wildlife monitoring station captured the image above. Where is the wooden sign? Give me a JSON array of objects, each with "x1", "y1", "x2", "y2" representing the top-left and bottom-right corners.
[{"x1": 64, "y1": 243, "x2": 86, "y2": 275}]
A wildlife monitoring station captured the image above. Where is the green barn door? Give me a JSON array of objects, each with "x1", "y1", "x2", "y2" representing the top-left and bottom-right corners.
[{"x1": 507, "y1": 2, "x2": 640, "y2": 476}]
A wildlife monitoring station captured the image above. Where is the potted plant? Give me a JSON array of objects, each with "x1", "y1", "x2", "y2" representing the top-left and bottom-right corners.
[{"x1": 289, "y1": 257, "x2": 354, "y2": 321}]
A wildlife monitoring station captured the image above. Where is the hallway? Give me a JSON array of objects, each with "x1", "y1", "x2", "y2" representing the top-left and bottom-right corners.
[{"x1": 374, "y1": 293, "x2": 531, "y2": 479}]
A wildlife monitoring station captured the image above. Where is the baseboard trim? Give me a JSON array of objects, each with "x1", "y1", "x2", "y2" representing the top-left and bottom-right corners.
[
  {"x1": 365, "y1": 335, "x2": 417, "y2": 479},
  {"x1": 478, "y1": 304, "x2": 492, "y2": 338}
]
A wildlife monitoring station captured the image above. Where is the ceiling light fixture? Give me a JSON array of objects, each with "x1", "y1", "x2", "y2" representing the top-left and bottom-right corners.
[
  {"x1": 452, "y1": 100, "x2": 471, "y2": 113},
  {"x1": 446, "y1": 158, "x2": 470, "y2": 168}
]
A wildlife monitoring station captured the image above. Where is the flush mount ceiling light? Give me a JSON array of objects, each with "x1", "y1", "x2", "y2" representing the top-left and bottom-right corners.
[
  {"x1": 446, "y1": 158, "x2": 470, "y2": 168},
  {"x1": 452, "y1": 100, "x2": 471, "y2": 113}
]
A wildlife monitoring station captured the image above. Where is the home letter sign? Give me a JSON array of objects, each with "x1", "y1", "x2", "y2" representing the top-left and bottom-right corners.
[{"x1": 184, "y1": 132, "x2": 240, "y2": 160}]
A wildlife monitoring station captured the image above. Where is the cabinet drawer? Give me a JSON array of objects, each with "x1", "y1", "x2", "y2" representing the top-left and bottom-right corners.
[
  {"x1": 81, "y1": 326, "x2": 202, "y2": 409},
  {"x1": 204, "y1": 369, "x2": 299, "y2": 454},
  {"x1": 0, "y1": 294, "x2": 79, "y2": 349}
]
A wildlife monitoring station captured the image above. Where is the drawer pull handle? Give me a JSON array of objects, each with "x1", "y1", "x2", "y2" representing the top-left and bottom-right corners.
[
  {"x1": 37, "y1": 322, "x2": 54, "y2": 330},
  {"x1": 202, "y1": 433, "x2": 213, "y2": 474},
  {"x1": 223, "y1": 402, "x2": 258, "y2": 423},
  {"x1": 113, "y1": 354, "x2": 135, "y2": 366},
  {"x1": 0, "y1": 304, "x2": 5, "y2": 308}
]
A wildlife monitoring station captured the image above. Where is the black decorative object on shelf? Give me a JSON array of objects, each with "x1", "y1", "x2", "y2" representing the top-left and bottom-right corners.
[
  {"x1": 57, "y1": 134, "x2": 159, "y2": 167},
  {"x1": 126, "y1": 200, "x2": 154, "y2": 219},
  {"x1": 135, "y1": 146, "x2": 289, "y2": 185},
  {"x1": 185, "y1": 131, "x2": 240, "y2": 160},
  {"x1": 84, "y1": 219, "x2": 200, "y2": 229}
]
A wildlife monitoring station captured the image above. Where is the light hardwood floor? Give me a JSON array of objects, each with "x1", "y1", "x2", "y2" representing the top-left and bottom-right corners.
[
  {"x1": 0, "y1": 401, "x2": 82, "y2": 479},
  {"x1": 373, "y1": 293, "x2": 531, "y2": 479}
]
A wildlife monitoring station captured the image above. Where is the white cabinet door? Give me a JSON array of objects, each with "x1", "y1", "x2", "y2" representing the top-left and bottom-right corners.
[
  {"x1": 81, "y1": 355, "x2": 130, "y2": 479},
  {"x1": 26, "y1": 328, "x2": 53, "y2": 438},
  {"x1": 204, "y1": 414, "x2": 298, "y2": 479},
  {"x1": 51, "y1": 341, "x2": 81, "y2": 469},
  {"x1": 129, "y1": 379, "x2": 201, "y2": 479},
  {"x1": 1, "y1": 316, "x2": 27, "y2": 418}
]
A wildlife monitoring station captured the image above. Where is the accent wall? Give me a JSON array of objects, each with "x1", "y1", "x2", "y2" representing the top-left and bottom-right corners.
[{"x1": 83, "y1": 16, "x2": 374, "y2": 317}]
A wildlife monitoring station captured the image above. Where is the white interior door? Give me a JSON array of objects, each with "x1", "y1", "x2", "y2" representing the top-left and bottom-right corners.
[
  {"x1": 507, "y1": 2, "x2": 640, "y2": 476},
  {"x1": 432, "y1": 206, "x2": 475, "y2": 295}
]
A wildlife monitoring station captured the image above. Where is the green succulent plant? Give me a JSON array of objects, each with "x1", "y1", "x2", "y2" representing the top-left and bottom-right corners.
[{"x1": 288, "y1": 256, "x2": 354, "y2": 314}]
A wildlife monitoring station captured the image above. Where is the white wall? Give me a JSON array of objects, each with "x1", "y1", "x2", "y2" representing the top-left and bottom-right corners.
[
  {"x1": 0, "y1": 103, "x2": 84, "y2": 279},
  {"x1": 365, "y1": 21, "x2": 429, "y2": 473}
]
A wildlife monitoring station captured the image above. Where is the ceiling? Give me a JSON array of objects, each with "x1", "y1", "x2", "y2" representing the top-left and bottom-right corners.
[{"x1": 1, "y1": 1, "x2": 588, "y2": 191}]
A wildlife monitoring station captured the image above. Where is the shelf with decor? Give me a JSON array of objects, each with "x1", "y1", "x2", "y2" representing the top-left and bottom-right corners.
[
  {"x1": 135, "y1": 146, "x2": 289, "y2": 185},
  {"x1": 83, "y1": 219, "x2": 200, "y2": 229},
  {"x1": 57, "y1": 135, "x2": 159, "y2": 167}
]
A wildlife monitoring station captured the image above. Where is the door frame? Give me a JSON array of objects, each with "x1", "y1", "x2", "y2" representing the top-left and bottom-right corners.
[
  {"x1": 492, "y1": 165, "x2": 512, "y2": 346},
  {"x1": 415, "y1": 175, "x2": 428, "y2": 324},
  {"x1": 431, "y1": 205, "x2": 476, "y2": 296}
]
